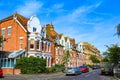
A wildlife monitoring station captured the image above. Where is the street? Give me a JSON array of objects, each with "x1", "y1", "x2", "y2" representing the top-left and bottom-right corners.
[
  {"x1": 0, "y1": 69, "x2": 114, "y2": 80},
  {"x1": 51, "y1": 69, "x2": 113, "y2": 80}
]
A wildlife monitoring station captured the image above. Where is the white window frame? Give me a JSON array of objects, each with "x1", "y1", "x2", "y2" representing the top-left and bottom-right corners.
[
  {"x1": 8, "y1": 26, "x2": 12, "y2": 35},
  {"x1": 19, "y1": 38, "x2": 23, "y2": 50},
  {"x1": 2, "y1": 28, "x2": 6, "y2": 36}
]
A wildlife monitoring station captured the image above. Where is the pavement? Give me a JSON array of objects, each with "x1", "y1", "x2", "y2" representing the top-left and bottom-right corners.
[{"x1": 1, "y1": 72, "x2": 65, "y2": 80}]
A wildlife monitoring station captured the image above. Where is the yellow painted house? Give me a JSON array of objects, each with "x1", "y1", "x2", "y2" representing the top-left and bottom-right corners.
[{"x1": 82, "y1": 42, "x2": 101, "y2": 65}]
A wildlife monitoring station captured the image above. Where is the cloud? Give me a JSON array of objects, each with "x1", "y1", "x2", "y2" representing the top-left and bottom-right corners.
[
  {"x1": 16, "y1": 1, "x2": 43, "y2": 17},
  {"x1": 53, "y1": 1, "x2": 102, "y2": 25},
  {"x1": 43, "y1": 3, "x2": 65, "y2": 17}
]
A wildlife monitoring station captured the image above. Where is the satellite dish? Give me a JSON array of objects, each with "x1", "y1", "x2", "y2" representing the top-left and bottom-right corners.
[{"x1": 27, "y1": 15, "x2": 41, "y2": 33}]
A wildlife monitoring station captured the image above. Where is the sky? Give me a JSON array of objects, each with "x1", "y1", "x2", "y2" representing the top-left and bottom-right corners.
[{"x1": 0, "y1": 0, "x2": 120, "y2": 54}]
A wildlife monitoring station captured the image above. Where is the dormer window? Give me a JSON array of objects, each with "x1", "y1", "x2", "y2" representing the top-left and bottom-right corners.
[{"x1": 33, "y1": 27, "x2": 36, "y2": 32}]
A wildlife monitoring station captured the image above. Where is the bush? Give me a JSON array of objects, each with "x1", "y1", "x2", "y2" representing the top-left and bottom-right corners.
[
  {"x1": 15, "y1": 56, "x2": 46, "y2": 74},
  {"x1": 54, "y1": 64, "x2": 65, "y2": 72},
  {"x1": 46, "y1": 64, "x2": 65, "y2": 73},
  {"x1": 87, "y1": 64, "x2": 92, "y2": 68},
  {"x1": 46, "y1": 66, "x2": 55, "y2": 73}
]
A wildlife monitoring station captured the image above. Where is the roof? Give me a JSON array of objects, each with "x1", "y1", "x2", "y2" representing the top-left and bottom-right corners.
[
  {"x1": 46, "y1": 24, "x2": 58, "y2": 42},
  {"x1": 65, "y1": 37, "x2": 68, "y2": 42},
  {"x1": 58, "y1": 34, "x2": 63, "y2": 39},
  {"x1": 8, "y1": 50, "x2": 25, "y2": 58},
  {"x1": 0, "y1": 13, "x2": 29, "y2": 31},
  {"x1": 70, "y1": 38, "x2": 75, "y2": 45}
]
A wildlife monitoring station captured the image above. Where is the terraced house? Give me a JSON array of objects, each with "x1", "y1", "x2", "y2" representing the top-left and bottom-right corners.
[
  {"x1": 0, "y1": 13, "x2": 101, "y2": 75},
  {"x1": 0, "y1": 13, "x2": 53, "y2": 74}
]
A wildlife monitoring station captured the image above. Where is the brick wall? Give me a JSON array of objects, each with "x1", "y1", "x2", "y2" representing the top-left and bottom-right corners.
[
  {"x1": 0, "y1": 19, "x2": 27, "y2": 52},
  {"x1": 2, "y1": 68, "x2": 21, "y2": 75}
]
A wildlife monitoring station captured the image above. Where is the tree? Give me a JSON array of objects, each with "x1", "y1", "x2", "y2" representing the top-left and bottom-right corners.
[
  {"x1": 89, "y1": 55, "x2": 100, "y2": 64},
  {"x1": 116, "y1": 24, "x2": 120, "y2": 37},
  {"x1": 103, "y1": 44, "x2": 120, "y2": 64},
  {"x1": 62, "y1": 50, "x2": 70, "y2": 67}
]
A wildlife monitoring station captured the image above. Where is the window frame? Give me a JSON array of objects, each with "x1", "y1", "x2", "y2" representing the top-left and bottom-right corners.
[{"x1": 8, "y1": 26, "x2": 12, "y2": 35}]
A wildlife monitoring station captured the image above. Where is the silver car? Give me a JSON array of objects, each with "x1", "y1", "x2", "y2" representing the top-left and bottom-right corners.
[{"x1": 65, "y1": 67, "x2": 82, "y2": 75}]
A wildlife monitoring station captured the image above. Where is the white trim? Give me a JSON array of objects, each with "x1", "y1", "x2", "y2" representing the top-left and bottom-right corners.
[
  {"x1": 13, "y1": 17, "x2": 27, "y2": 33},
  {"x1": 8, "y1": 26, "x2": 12, "y2": 28},
  {"x1": 19, "y1": 37, "x2": 24, "y2": 39},
  {"x1": 2, "y1": 28, "x2": 6, "y2": 30}
]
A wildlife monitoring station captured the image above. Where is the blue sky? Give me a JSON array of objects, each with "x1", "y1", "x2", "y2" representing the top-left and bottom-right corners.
[{"x1": 0, "y1": 0, "x2": 120, "y2": 54}]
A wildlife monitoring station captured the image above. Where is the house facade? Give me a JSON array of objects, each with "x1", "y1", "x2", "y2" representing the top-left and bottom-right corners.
[
  {"x1": 0, "y1": 13, "x2": 52, "y2": 74},
  {"x1": 0, "y1": 13, "x2": 102, "y2": 75}
]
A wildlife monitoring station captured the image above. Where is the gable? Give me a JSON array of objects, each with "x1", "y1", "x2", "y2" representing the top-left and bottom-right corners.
[{"x1": 27, "y1": 15, "x2": 41, "y2": 33}]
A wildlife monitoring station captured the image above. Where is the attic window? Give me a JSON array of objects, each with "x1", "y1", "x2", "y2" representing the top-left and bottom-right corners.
[{"x1": 33, "y1": 27, "x2": 36, "y2": 32}]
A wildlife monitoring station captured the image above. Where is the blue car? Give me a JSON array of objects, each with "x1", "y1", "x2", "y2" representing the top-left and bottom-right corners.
[{"x1": 65, "y1": 67, "x2": 82, "y2": 76}]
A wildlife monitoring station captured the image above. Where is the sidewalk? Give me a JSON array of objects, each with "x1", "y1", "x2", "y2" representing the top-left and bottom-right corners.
[{"x1": 3, "y1": 72, "x2": 65, "y2": 80}]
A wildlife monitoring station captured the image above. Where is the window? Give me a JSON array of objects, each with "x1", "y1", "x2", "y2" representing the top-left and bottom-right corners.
[
  {"x1": 67, "y1": 42, "x2": 69, "y2": 48},
  {"x1": 56, "y1": 37, "x2": 59, "y2": 44},
  {"x1": 20, "y1": 39, "x2": 23, "y2": 49},
  {"x1": 33, "y1": 27, "x2": 36, "y2": 32},
  {"x1": 36, "y1": 40, "x2": 39, "y2": 49},
  {"x1": 30, "y1": 39, "x2": 34, "y2": 50},
  {"x1": 2, "y1": 28, "x2": 5, "y2": 36},
  {"x1": 8, "y1": 26, "x2": 12, "y2": 35},
  {"x1": 62, "y1": 40, "x2": 64, "y2": 45}
]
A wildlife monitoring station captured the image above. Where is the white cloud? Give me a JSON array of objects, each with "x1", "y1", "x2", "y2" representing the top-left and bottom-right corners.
[
  {"x1": 16, "y1": 1, "x2": 43, "y2": 17},
  {"x1": 54, "y1": 1, "x2": 102, "y2": 25}
]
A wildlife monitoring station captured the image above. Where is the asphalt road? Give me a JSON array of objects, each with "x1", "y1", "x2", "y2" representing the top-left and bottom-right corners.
[
  {"x1": 0, "y1": 69, "x2": 114, "y2": 80},
  {"x1": 51, "y1": 69, "x2": 113, "y2": 80}
]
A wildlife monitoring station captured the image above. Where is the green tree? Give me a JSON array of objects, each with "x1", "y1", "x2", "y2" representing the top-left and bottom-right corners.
[
  {"x1": 62, "y1": 50, "x2": 70, "y2": 67},
  {"x1": 15, "y1": 56, "x2": 46, "y2": 74},
  {"x1": 89, "y1": 55, "x2": 100, "y2": 63},
  {"x1": 103, "y1": 44, "x2": 120, "y2": 64},
  {"x1": 116, "y1": 24, "x2": 120, "y2": 37}
]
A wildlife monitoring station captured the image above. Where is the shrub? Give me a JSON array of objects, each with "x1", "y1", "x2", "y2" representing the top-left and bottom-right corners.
[
  {"x1": 15, "y1": 56, "x2": 46, "y2": 74},
  {"x1": 46, "y1": 66, "x2": 55, "y2": 73},
  {"x1": 54, "y1": 64, "x2": 65, "y2": 72},
  {"x1": 87, "y1": 64, "x2": 92, "y2": 68}
]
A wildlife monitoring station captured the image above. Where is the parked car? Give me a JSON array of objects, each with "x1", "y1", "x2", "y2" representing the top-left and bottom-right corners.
[
  {"x1": 65, "y1": 67, "x2": 82, "y2": 76},
  {"x1": 113, "y1": 63, "x2": 120, "y2": 78},
  {"x1": 79, "y1": 66, "x2": 89, "y2": 73},
  {"x1": 0, "y1": 68, "x2": 3, "y2": 78},
  {"x1": 100, "y1": 62, "x2": 113, "y2": 75},
  {"x1": 92, "y1": 65, "x2": 100, "y2": 70}
]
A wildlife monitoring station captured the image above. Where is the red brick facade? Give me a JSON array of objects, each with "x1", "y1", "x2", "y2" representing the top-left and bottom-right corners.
[{"x1": 0, "y1": 19, "x2": 27, "y2": 52}]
